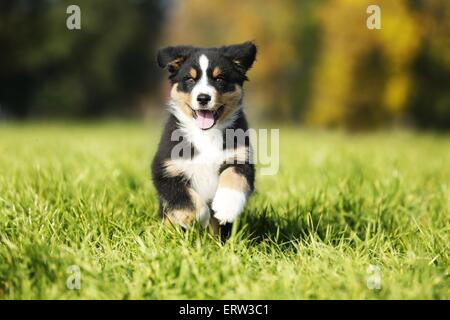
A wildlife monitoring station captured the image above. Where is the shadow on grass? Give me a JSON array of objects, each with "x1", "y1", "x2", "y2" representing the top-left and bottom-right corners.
[
  {"x1": 238, "y1": 205, "x2": 312, "y2": 245},
  {"x1": 238, "y1": 202, "x2": 362, "y2": 247},
  {"x1": 238, "y1": 186, "x2": 382, "y2": 246}
]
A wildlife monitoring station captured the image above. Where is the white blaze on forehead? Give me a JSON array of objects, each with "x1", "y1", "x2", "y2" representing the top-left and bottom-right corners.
[
  {"x1": 191, "y1": 54, "x2": 216, "y2": 109},
  {"x1": 199, "y1": 54, "x2": 209, "y2": 76}
]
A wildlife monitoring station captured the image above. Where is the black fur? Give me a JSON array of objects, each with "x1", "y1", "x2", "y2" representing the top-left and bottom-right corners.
[{"x1": 151, "y1": 114, "x2": 196, "y2": 218}]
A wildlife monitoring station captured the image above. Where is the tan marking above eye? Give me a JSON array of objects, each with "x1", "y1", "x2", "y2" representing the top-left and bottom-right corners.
[
  {"x1": 213, "y1": 67, "x2": 221, "y2": 78},
  {"x1": 189, "y1": 68, "x2": 197, "y2": 79}
]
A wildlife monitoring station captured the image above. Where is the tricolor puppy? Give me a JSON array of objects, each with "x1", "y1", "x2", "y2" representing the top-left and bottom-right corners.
[{"x1": 152, "y1": 42, "x2": 256, "y2": 239}]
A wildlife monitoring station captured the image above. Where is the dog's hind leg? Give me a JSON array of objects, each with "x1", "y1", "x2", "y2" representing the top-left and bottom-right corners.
[{"x1": 209, "y1": 216, "x2": 233, "y2": 241}]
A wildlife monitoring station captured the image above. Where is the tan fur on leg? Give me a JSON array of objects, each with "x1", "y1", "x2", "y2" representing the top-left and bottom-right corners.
[
  {"x1": 164, "y1": 188, "x2": 209, "y2": 228},
  {"x1": 164, "y1": 208, "x2": 196, "y2": 228},
  {"x1": 218, "y1": 167, "x2": 250, "y2": 194}
]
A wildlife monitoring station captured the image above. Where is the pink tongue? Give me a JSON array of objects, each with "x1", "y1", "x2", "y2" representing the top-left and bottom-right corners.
[{"x1": 195, "y1": 110, "x2": 215, "y2": 129}]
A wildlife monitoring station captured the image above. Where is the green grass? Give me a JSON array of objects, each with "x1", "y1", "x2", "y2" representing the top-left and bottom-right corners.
[{"x1": 0, "y1": 121, "x2": 449, "y2": 299}]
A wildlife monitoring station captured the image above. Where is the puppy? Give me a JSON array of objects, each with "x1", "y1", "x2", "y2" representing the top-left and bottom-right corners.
[{"x1": 152, "y1": 42, "x2": 256, "y2": 239}]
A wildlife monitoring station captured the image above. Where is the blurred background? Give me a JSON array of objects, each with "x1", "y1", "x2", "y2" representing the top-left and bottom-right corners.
[{"x1": 0, "y1": 0, "x2": 449, "y2": 130}]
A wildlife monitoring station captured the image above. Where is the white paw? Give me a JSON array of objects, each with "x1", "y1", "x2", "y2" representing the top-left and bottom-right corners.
[{"x1": 212, "y1": 188, "x2": 247, "y2": 225}]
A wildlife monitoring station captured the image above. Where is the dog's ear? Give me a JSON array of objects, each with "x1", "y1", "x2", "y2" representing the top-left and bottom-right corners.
[
  {"x1": 157, "y1": 46, "x2": 195, "y2": 73},
  {"x1": 222, "y1": 41, "x2": 257, "y2": 73}
]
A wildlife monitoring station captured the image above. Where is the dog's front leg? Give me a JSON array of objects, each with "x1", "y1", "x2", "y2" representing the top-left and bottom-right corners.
[
  {"x1": 153, "y1": 160, "x2": 210, "y2": 228},
  {"x1": 163, "y1": 187, "x2": 210, "y2": 228},
  {"x1": 164, "y1": 186, "x2": 210, "y2": 228},
  {"x1": 212, "y1": 164, "x2": 254, "y2": 226}
]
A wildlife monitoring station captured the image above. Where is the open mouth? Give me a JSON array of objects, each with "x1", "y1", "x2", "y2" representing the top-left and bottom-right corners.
[{"x1": 189, "y1": 105, "x2": 225, "y2": 130}]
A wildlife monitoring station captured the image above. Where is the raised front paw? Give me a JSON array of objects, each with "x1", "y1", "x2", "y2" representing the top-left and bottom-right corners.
[{"x1": 211, "y1": 188, "x2": 247, "y2": 225}]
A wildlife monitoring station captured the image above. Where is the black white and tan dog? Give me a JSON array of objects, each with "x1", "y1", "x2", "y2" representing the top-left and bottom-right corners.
[{"x1": 152, "y1": 42, "x2": 256, "y2": 239}]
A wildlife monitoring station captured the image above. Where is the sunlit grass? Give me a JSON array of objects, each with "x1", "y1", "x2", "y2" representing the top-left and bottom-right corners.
[{"x1": 0, "y1": 122, "x2": 448, "y2": 299}]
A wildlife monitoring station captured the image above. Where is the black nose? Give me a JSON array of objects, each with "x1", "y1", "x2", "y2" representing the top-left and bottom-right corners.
[{"x1": 197, "y1": 94, "x2": 211, "y2": 106}]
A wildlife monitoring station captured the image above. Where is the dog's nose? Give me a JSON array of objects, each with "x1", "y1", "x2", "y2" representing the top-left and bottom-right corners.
[{"x1": 197, "y1": 94, "x2": 211, "y2": 106}]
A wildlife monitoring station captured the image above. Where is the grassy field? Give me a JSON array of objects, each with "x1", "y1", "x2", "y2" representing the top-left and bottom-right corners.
[{"x1": 0, "y1": 122, "x2": 448, "y2": 299}]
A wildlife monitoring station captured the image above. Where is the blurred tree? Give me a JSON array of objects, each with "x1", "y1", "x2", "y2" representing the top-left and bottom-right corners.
[
  {"x1": 0, "y1": 0, "x2": 166, "y2": 118},
  {"x1": 306, "y1": 0, "x2": 449, "y2": 130},
  {"x1": 306, "y1": 0, "x2": 421, "y2": 129},
  {"x1": 1, "y1": 0, "x2": 448, "y2": 129},
  {"x1": 408, "y1": 0, "x2": 450, "y2": 129},
  {"x1": 288, "y1": 0, "x2": 324, "y2": 123}
]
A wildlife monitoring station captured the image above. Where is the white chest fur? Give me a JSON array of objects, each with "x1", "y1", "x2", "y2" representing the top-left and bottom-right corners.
[
  {"x1": 168, "y1": 122, "x2": 228, "y2": 202},
  {"x1": 185, "y1": 127, "x2": 224, "y2": 202}
]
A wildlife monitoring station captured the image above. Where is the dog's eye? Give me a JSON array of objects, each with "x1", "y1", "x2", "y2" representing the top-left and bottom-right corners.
[
  {"x1": 215, "y1": 77, "x2": 227, "y2": 84},
  {"x1": 184, "y1": 77, "x2": 195, "y2": 85}
]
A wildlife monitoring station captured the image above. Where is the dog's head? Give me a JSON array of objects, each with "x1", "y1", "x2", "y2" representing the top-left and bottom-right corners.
[{"x1": 157, "y1": 42, "x2": 256, "y2": 130}]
